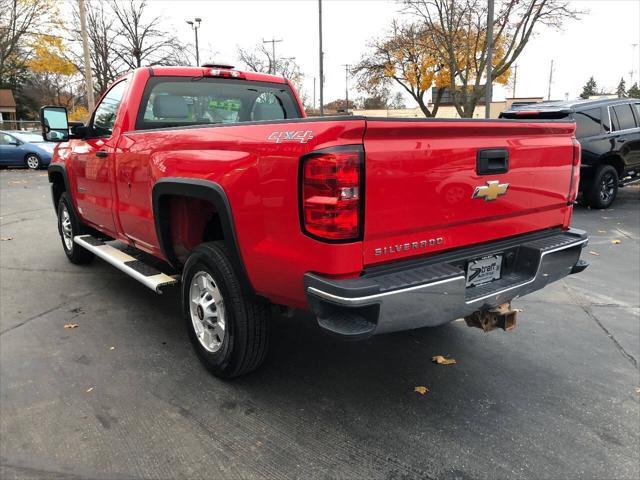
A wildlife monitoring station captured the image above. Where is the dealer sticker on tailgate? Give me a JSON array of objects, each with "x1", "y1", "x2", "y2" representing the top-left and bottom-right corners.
[{"x1": 466, "y1": 255, "x2": 503, "y2": 287}]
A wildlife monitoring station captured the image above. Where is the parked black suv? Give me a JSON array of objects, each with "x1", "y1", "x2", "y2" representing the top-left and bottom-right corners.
[{"x1": 501, "y1": 98, "x2": 640, "y2": 208}]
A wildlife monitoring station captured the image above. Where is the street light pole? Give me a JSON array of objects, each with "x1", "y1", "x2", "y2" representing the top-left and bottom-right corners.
[
  {"x1": 263, "y1": 38, "x2": 283, "y2": 75},
  {"x1": 186, "y1": 18, "x2": 202, "y2": 66},
  {"x1": 78, "y1": 0, "x2": 95, "y2": 111},
  {"x1": 318, "y1": 0, "x2": 324, "y2": 116},
  {"x1": 484, "y1": 0, "x2": 494, "y2": 119}
]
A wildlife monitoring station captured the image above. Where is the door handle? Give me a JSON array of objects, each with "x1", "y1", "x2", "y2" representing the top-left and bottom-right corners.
[
  {"x1": 95, "y1": 150, "x2": 108, "y2": 158},
  {"x1": 477, "y1": 148, "x2": 509, "y2": 175}
]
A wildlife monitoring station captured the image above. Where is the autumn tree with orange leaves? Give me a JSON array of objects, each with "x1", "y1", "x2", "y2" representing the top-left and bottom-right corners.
[
  {"x1": 403, "y1": 0, "x2": 582, "y2": 117},
  {"x1": 353, "y1": 21, "x2": 449, "y2": 117}
]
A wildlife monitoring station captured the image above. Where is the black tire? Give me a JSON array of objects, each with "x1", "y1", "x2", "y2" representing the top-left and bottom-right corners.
[
  {"x1": 25, "y1": 153, "x2": 42, "y2": 170},
  {"x1": 584, "y1": 165, "x2": 618, "y2": 209},
  {"x1": 57, "y1": 192, "x2": 95, "y2": 264},
  {"x1": 182, "y1": 241, "x2": 270, "y2": 378}
]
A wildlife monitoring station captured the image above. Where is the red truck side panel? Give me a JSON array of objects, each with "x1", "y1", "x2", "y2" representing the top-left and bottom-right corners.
[{"x1": 117, "y1": 119, "x2": 367, "y2": 308}]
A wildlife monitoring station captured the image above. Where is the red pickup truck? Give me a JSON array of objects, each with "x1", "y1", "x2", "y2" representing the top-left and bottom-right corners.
[{"x1": 41, "y1": 65, "x2": 588, "y2": 378}]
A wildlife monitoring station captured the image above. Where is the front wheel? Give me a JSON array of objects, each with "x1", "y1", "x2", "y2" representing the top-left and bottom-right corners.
[
  {"x1": 584, "y1": 165, "x2": 618, "y2": 209},
  {"x1": 57, "y1": 192, "x2": 95, "y2": 264},
  {"x1": 182, "y1": 242, "x2": 270, "y2": 378},
  {"x1": 25, "y1": 154, "x2": 42, "y2": 170}
]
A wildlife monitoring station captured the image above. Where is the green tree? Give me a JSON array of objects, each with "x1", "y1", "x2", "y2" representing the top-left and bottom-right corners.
[
  {"x1": 616, "y1": 77, "x2": 627, "y2": 98},
  {"x1": 580, "y1": 76, "x2": 597, "y2": 99},
  {"x1": 628, "y1": 82, "x2": 640, "y2": 99}
]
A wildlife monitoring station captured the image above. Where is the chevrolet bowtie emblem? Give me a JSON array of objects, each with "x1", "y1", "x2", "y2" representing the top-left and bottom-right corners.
[{"x1": 472, "y1": 180, "x2": 509, "y2": 201}]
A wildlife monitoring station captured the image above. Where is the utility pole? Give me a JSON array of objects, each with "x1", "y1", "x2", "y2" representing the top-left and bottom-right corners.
[
  {"x1": 78, "y1": 0, "x2": 95, "y2": 111},
  {"x1": 484, "y1": 0, "x2": 494, "y2": 119},
  {"x1": 186, "y1": 18, "x2": 202, "y2": 66},
  {"x1": 547, "y1": 59, "x2": 554, "y2": 101},
  {"x1": 342, "y1": 64, "x2": 350, "y2": 113},
  {"x1": 512, "y1": 64, "x2": 518, "y2": 98},
  {"x1": 263, "y1": 38, "x2": 282, "y2": 75},
  {"x1": 318, "y1": 0, "x2": 324, "y2": 116},
  {"x1": 631, "y1": 43, "x2": 638, "y2": 85}
]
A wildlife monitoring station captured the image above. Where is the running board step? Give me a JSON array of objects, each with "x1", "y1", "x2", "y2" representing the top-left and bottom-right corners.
[{"x1": 74, "y1": 235, "x2": 179, "y2": 294}]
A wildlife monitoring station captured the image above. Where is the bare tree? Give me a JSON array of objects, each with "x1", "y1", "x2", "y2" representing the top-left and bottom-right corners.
[
  {"x1": 403, "y1": 0, "x2": 583, "y2": 117},
  {"x1": 68, "y1": 1, "x2": 124, "y2": 96},
  {"x1": 110, "y1": 0, "x2": 187, "y2": 69},
  {"x1": 237, "y1": 43, "x2": 306, "y2": 102}
]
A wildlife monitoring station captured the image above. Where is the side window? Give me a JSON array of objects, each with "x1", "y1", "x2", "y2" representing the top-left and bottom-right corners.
[
  {"x1": 611, "y1": 104, "x2": 636, "y2": 131},
  {"x1": 0, "y1": 133, "x2": 16, "y2": 145},
  {"x1": 91, "y1": 80, "x2": 128, "y2": 137},
  {"x1": 574, "y1": 108, "x2": 603, "y2": 138},
  {"x1": 632, "y1": 103, "x2": 640, "y2": 125}
]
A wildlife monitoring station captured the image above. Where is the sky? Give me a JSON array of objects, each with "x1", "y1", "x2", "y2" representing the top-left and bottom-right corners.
[{"x1": 102, "y1": 0, "x2": 640, "y2": 107}]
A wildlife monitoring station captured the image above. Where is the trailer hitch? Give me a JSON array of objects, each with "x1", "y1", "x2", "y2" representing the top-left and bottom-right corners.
[{"x1": 464, "y1": 303, "x2": 517, "y2": 332}]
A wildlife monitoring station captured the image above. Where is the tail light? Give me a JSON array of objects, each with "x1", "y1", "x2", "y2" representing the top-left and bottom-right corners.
[
  {"x1": 568, "y1": 138, "x2": 581, "y2": 203},
  {"x1": 301, "y1": 146, "x2": 363, "y2": 241}
]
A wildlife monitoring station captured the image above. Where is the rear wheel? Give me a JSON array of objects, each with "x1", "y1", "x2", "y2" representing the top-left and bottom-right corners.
[
  {"x1": 25, "y1": 154, "x2": 41, "y2": 170},
  {"x1": 584, "y1": 165, "x2": 618, "y2": 209},
  {"x1": 57, "y1": 193, "x2": 94, "y2": 264},
  {"x1": 182, "y1": 241, "x2": 270, "y2": 378}
]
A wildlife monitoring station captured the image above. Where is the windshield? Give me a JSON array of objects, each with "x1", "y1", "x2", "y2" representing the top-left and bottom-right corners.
[
  {"x1": 13, "y1": 132, "x2": 44, "y2": 143},
  {"x1": 135, "y1": 76, "x2": 301, "y2": 130}
]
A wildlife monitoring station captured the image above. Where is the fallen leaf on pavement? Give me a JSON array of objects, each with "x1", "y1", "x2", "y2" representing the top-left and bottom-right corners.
[
  {"x1": 0, "y1": 237, "x2": 12, "y2": 241},
  {"x1": 588, "y1": 251, "x2": 599, "y2": 256},
  {"x1": 64, "y1": 323, "x2": 79, "y2": 329},
  {"x1": 414, "y1": 386, "x2": 429, "y2": 395},
  {"x1": 109, "y1": 346, "x2": 115, "y2": 350},
  {"x1": 432, "y1": 355, "x2": 456, "y2": 365},
  {"x1": 611, "y1": 239, "x2": 621, "y2": 244},
  {"x1": 86, "y1": 387, "x2": 94, "y2": 393}
]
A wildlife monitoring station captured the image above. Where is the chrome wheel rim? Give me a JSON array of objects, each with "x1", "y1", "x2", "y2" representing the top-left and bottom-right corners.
[
  {"x1": 60, "y1": 205, "x2": 73, "y2": 251},
  {"x1": 189, "y1": 271, "x2": 226, "y2": 353},
  {"x1": 26, "y1": 155, "x2": 39, "y2": 169},
  {"x1": 599, "y1": 172, "x2": 615, "y2": 203}
]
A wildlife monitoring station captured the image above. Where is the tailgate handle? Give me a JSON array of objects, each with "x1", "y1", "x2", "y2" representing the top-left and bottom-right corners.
[{"x1": 477, "y1": 149, "x2": 509, "y2": 175}]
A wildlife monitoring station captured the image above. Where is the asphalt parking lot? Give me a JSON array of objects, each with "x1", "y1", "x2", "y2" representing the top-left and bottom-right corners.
[{"x1": 0, "y1": 168, "x2": 638, "y2": 480}]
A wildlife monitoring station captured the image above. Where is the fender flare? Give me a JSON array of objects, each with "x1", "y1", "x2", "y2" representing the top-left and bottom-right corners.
[
  {"x1": 47, "y1": 164, "x2": 71, "y2": 211},
  {"x1": 152, "y1": 178, "x2": 255, "y2": 295}
]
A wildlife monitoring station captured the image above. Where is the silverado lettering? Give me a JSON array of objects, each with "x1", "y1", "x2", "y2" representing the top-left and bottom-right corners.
[
  {"x1": 41, "y1": 65, "x2": 588, "y2": 378},
  {"x1": 374, "y1": 238, "x2": 444, "y2": 256}
]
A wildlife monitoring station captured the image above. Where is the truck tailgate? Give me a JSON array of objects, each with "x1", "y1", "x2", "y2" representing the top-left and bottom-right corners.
[{"x1": 362, "y1": 119, "x2": 576, "y2": 266}]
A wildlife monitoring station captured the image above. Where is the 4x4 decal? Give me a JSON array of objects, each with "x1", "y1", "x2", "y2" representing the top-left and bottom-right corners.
[{"x1": 267, "y1": 130, "x2": 314, "y2": 144}]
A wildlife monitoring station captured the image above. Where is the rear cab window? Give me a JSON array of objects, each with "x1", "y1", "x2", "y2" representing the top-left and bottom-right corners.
[{"x1": 135, "y1": 77, "x2": 302, "y2": 130}]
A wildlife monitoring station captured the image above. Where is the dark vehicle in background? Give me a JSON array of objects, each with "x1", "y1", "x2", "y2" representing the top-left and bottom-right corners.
[
  {"x1": 501, "y1": 98, "x2": 640, "y2": 208},
  {"x1": 0, "y1": 130, "x2": 55, "y2": 169}
]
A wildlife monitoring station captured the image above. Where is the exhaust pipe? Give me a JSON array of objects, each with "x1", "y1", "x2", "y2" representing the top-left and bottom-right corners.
[{"x1": 465, "y1": 303, "x2": 517, "y2": 332}]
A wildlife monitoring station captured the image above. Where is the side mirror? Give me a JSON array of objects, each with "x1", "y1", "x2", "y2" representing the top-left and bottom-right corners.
[{"x1": 40, "y1": 106, "x2": 70, "y2": 142}]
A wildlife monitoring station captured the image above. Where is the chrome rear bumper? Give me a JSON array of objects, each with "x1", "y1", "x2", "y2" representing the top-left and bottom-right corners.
[{"x1": 305, "y1": 228, "x2": 588, "y2": 339}]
